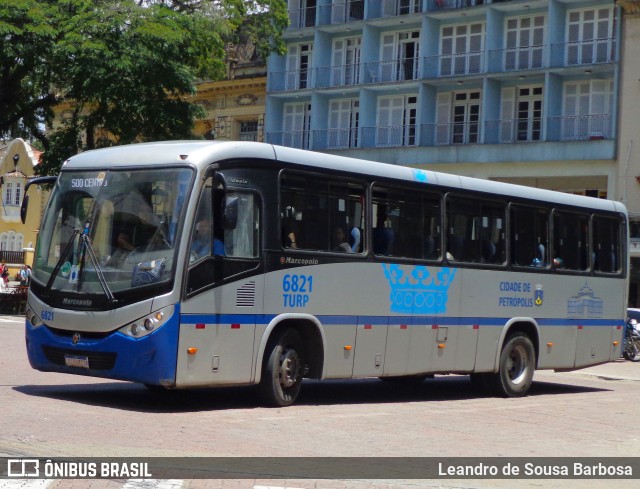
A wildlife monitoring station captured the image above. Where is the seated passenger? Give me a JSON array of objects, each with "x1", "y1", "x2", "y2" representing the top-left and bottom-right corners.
[
  {"x1": 332, "y1": 226, "x2": 352, "y2": 253},
  {"x1": 373, "y1": 212, "x2": 394, "y2": 255},
  {"x1": 349, "y1": 227, "x2": 361, "y2": 253},
  {"x1": 192, "y1": 218, "x2": 224, "y2": 257}
]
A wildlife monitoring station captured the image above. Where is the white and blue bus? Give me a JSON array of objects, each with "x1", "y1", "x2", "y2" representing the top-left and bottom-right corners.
[{"x1": 23, "y1": 141, "x2": 628, "y2": 406}]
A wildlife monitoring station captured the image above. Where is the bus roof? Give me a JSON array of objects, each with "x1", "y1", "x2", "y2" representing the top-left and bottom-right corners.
[{"x1": 61, "y1": 141, "x2": 626, "y2": 215}]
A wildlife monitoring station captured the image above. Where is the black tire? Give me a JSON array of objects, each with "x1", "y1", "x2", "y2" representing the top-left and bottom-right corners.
[
  {"x1": 258, "y1": 329, "x2": 304, "y2": 407},
  {"x1": 491, "y1": 333, "x2": 536, "y2": 397}
]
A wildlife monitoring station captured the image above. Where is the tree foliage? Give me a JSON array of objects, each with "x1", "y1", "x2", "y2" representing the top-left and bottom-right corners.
[{"x1": 0, "y1": 0, "x2": 288, "y2": 175}]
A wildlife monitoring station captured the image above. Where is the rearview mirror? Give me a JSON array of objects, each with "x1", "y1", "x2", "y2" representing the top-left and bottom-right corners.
[
  {"x1": 20, "y1": 176, "x2": 58, "y2": 224},
  {"x1": 223, "y1": 195, "x2": 239, "y2": 230}
]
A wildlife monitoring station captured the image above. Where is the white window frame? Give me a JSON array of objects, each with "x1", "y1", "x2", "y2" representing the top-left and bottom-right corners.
[
  {"x1": 376, "y1": 95, "x2": 417, "y2": 147},
  {"x1": 440, "y1": 22, "x2": 484, "y2": 77},
  {"x1": 282, "y1": 102, "x2": 312, "y2": 149},
  {"x1": 562, "y1": 79, "x2": 614, "y2": 140},
  {"x1": 328, "y1": 98, "x2": 360, "y2": 149},
  {"x1": 566, "y1": 6, "x2": 615, "y2": 65},
  {"x1": 332, "y1": 36, "x2": 361, "y2": 87},
  {"x1": 504, "y1": 15, "x2": 546, "y2": 70}
]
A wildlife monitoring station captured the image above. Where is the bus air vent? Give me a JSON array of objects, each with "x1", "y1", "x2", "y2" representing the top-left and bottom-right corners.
[{"x1": 236, "y1": 281, "x2": 256, "y2": 307}]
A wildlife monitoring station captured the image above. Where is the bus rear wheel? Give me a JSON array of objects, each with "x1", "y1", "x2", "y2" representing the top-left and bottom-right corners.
[
  {"x1": 492, "y1": 333, "x2": 535, "y2": 397},
  {"x1": 258, "y1": 329, "x2": 304, "y2": 407}
]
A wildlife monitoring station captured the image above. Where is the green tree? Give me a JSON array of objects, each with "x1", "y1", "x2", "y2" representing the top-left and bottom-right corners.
[{"x1": 0, "y1": 0, "x2": 288, "y2": 175}]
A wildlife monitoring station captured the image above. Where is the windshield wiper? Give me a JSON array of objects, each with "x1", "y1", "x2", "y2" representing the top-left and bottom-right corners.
[
  {"x1": 45, "y1": 229, "x2": 80, "y2": 292},
  {"x1": 77, "y1": 227, "x2": 116, "y2": 303}
]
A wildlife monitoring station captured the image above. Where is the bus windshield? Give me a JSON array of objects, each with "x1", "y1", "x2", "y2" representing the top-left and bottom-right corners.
[{"x1": 32, "y1": 168, "x2": 193, "y2": 301}]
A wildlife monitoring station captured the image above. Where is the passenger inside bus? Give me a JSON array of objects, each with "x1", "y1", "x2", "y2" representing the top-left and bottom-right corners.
[
  {"x1": 349, "y1": 227, "x2": 361, "y2": 253},
  {"x1": 373, "y1": 210, "x2": 394, "y2": 255},
  {"x1": 192, "y1": 218, "x2": 224, "y2": 257},
  {"x1": 332, "y1": 226, "x2": 352, "y2": 253}
]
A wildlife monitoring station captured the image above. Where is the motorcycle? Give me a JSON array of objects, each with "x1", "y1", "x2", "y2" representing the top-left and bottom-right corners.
[{"x1": 622, "y1": 317, "x2": 640, "y2": 362}]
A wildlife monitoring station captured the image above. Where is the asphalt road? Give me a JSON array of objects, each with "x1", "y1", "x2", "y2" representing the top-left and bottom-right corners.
[{"x1": 1, "y1": 315, "x2": 640, "y2": 489}]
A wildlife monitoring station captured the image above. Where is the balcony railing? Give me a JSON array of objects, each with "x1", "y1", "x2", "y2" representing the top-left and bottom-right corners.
[
  {"x1": 426, "y1": 0, "x2": 488, "y2": 11},
  {"x1": 546, "y1": 114, "x2": 613, "y2": 142},
  {"x1": 360, "y1": 125, "x2": 417, "y2": 148},
  {"x1": 266, "y1": 131, "x2": 311, "y2": 150},
  {"x1": 364, "y1": 58, "x2": 420, "y2": 84},
  {"x1": 314, "y1": 64, "x2": 360, "y2": 88},
  {"x1": 271, "y1": 115, "x2": 613, "y2": 152},
  {"x1": 312, "y1": 128, "x2": 360, "y2": 150},
  {"x1": 317, "y1": 1, "x2": 364, "y2": 25},
  {"x1": 484, "y1": 119, "x2": 543, "y2": 144},
  {"x1": 486, "y1": 45, "x2": 545, "y2": 72},
  {"x1": 287, "y1": 7, "x2": 317, "y2": 30},
  {"x1": 267, "y1": 69, "x2": 312, "y2": 92},
  {"x1": 0, "y1": 250, "x2": 25, "y2": 265},
  {"x1": 550, "y1": 39, "x2": 617, "y2": 67},
  {"x1": 369, "y1": 0, "x2": 425, "y2": 18},
  {"x1": 420, "y1": 122, "x2": 480, "y2": 146}
]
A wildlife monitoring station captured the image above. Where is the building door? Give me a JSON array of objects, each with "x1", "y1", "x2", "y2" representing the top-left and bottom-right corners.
[
  {"x1": 328, "y1": 99, "x2": 359, "y2": 149},
  {"x1": 332, "y1": 37, "x2": 361, "y2": 86},
  {"x1": 377, "y1": 95, "x2": 417, "y2": 147},
  {"x1": 287, "y1": 43, "x2": 313, "y2": 90},
  {"x1": 505, "y1": 15, "x2": 545, "y2": 70},
  {"x1": 440, "y1": 23, "x2": 484, "y2": 76},
  {"x1": 567, "y1": 7, "x2": 614, "y2": 65},
  {"x1": 452, "y1": 91, "x2": 481, "y2": 144},
  {"x1": 283, "y1": 102, "x2": 311, "y2": 149}
]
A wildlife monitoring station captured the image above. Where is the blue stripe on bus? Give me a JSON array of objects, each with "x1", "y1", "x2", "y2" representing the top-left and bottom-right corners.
[{"x1": 180, "y1": 314, "x2": 624, "y2": 328}]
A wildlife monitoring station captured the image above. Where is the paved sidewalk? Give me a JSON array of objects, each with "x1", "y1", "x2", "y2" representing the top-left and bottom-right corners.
[{"x1": 545, "y1": 357, "x2": 640, "y2": 382}]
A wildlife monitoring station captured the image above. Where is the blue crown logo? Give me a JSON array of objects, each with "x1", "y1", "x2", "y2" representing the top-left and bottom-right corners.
[{"x1": 382, "y1": 264, "x2": 457, "y2": 314}]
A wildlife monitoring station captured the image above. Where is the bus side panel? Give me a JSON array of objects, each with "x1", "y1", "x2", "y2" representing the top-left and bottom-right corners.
[
  {"x1": 575, "y1": 325, "x2": 617, "y2": 368},
  {"x1": 536, "y1": 324, "x2": 578, "y2": 369},
  {"x1": 383, "y1": 318, "x2": 432, "y2": 376},
  {"x1": 352, "y1": 316, "x2": 387, "y2": 377},
  {"x1": 319, "y1": 317, "x2": 357, "y2": 378},
  {"x1": 474, "y1": 325, "x2": 501, "y2": 372},
  {"x1": 176, "y1": 314, "x2": 256, "y2": 387},
  {"x1": 176, "y1": 277, "x2": 263, "y2": 387}
]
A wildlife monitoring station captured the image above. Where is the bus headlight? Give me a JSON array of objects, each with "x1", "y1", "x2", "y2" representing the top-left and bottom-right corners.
[
  {"x1": 26, "y1": 308, "x2": 44, "y2": 328},
  {"x1": 118, "y1": 305, "x2": 173, "y2": 339}
]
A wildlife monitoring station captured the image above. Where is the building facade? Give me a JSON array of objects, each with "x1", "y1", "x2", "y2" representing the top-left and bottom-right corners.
[
  {"x1": 0, "y1": 138, "x2": 49, "y2": 272},
  {"x1": 266, "y1": 0, "x2": 637, "y2": 297},
  {"x1": 616, "y1": 0, "x2": 640, "y2": 305},
  {"x1": 191, "y1": 43, "x2": 267, "y2": 142},
  {"x1": 267, "y1": 0, "x2": 618, "y2": 196}
]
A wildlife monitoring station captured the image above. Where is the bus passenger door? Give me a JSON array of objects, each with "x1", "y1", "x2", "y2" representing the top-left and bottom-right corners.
[{"x1": 352, "y1": 316, "x2": 388, "y2": 377}]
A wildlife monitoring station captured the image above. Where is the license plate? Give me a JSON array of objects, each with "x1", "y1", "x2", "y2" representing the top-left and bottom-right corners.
[{"x1": 64, "y1": 355, "x2": 89, "y2": 369}]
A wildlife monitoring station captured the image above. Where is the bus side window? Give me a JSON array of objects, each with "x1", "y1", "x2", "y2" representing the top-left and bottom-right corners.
[
  {"x1": 593, "y1": 215, "x2": 621, "y2": 274},
  {"x1": 447, "y1": 195, "x2": 505, "y2": 264},
  {"x1": 280, "y1": 172, "x2": 365, "y2": 254},
  {"x1": 510, "y1": 205, "x2": 549, "y2": 268},
  {"x1": 372, "y1": 185, "x2": 441, "y2": 260},
  {"x1": 553, "y1": 211, "x2": 589, "y2": 271}
]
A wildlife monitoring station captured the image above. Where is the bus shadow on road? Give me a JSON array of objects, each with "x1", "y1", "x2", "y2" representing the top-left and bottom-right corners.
[{"x1": 13, "y1": 375, "x2": 609, "y2": 412}]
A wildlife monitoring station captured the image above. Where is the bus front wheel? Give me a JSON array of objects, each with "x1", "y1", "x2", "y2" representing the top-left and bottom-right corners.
[
  {"x1": 258, "y1": 329, "x2": 304, "y2": 407},
  {"x1": 493, "y1": 333, "x2": 536, "y2": 397}
]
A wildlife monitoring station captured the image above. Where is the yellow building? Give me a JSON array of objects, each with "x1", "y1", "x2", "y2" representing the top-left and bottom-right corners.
[
  {"x1": 188, "y1": 44, "x2": 266, "y2": 142},
  {"x1": 52, "y1": 44, "x2": 267, "y2": 144},
  {"x1": 0, "y1": 138, "x2": 50, "y2": 273}
]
